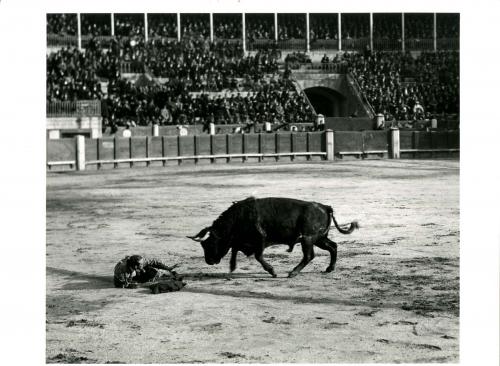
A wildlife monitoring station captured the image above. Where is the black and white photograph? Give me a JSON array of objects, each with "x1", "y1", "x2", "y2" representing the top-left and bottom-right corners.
[{"x1": 1, "y1": 0, "x2": 499, "y2": 365}]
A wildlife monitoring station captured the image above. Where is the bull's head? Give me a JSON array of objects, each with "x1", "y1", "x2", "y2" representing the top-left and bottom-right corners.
[{"x1": 187, "y1": 226, "x2": 229, "y2": 265}]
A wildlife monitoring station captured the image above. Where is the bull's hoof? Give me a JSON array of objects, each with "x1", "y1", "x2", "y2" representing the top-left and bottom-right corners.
[
  {"x1": 324, "y1": 266, "x2": 335, "y2": 273},
  {"x1": 287, "y1": 271, "x2": 298, "y2": 278},
  {"x1": 271, "y1": 273, "x2": 277, "y2": 278}
]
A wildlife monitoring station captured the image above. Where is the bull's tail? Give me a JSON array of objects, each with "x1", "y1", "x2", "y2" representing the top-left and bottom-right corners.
[{"x1": 327, "y1": 206, "x2": 359, "y2": 234}]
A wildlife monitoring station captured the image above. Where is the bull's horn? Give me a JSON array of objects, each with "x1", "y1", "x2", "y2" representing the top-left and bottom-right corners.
[{"x1": 187, "y1": 226, "x2": 211, "y2": 242}]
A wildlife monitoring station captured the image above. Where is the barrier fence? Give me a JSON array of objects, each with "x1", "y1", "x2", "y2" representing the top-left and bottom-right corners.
[
  {"x1": 310, "y1": 39, "x2": 339, "y2": 51},
  {"x1": 46, "y1": 100, "x2": 101, "y2": 117},
  {"x1": 47, "y1": 34, "x2": 78, "y2": 47},
  {"x1": 47, "y1": 129, "x2": 459, "y2": 171},
  {"x1": 341, "y1": 37, "x2": 370, "y2": 51},
  {"x1": 277, "y1": 39, "x2": 307, "y2": 51},
  {"x1": 405, "y1": 38, "x2": 434, "y2": 51},
  {"x1": 373, "y1": 38, "x2": 403, "y2": 51},
  {"x1": 437, "y1": 38, "x2": 459, "y2": 50}
]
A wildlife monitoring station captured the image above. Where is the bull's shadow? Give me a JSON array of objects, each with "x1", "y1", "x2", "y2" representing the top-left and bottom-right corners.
[{"x1": 181, "y1": 271, "x2": 277, "y2": 281}]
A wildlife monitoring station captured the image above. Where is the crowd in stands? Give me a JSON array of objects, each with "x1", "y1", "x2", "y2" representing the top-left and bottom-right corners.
[
  {"x1": 47, "y1": 36, "x2": 314, "y2": 126},
  {"x1": 148, "y1": 14, "x2": 177, "y2": 38},
  {"x1": 46, "y1": 46, "x2": 106, "y2": 102},
  {"x1": 278, "y1": 14, "x2": 305, "y2": 40},
  {"x1": 341, "y1": 14, "x2": 369, "y2": 39},
  {"x1": 342, "y1": 51, "x2": 459, "y2": 120},
  {"x1": 309, "y1": 14, "x2": 338, "y2": 41},
  {"x1": 103, "y1": 77, "x2": 314, "y2": 126},
  {"x1": 47, "y1": 13, "x2": 77, "y2": 36},
  {"x1": 181, "y1": 14, "x2": 210, "y2": 38},
  {"x1": 81, "y1": 14, "x2": 112, "y2": 37},
  {"x1": 47, "y1": 14, "x2": 459, "y2": 128},
  {"x1": 373, "y1": 14, "x2": 401, "y2": 39},
  {"x1": 214, "y1": 15, "x2": 242, "y2": 39},
  {"x1": 437, "y1": 14, "x2": 459, "y2": 38},
  {"x1": 246, "y1": 15, "x2": 274, "y2": 40},
  {"x1": 404, "y1": 14, "x2": 433, "y2": 39},
  {"x1": 115, "y1": 14, "x2": 144, "y2": 37}
]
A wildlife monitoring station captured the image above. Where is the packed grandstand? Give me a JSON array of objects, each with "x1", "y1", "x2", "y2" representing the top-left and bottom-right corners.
[{"x1": 46, "y1": 13, "x2": 459, "y2": 130}]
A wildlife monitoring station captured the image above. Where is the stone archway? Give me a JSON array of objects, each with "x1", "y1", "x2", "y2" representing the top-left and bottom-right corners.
[{"x1": 304, "y1": 87, "x2": 348, "y2": 117}]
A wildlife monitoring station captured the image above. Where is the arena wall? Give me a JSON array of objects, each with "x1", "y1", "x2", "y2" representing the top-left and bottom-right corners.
[
  {"x1": 46, "y1": 130, "x2": 459, "y2": 171},
  {"x1": 47, "y1": 117, "x2": 102, "y2": 139}
]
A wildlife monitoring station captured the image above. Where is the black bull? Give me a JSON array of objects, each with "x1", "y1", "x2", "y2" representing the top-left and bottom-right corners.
[{"x1": 187, "y1": 197, "x2": 358, "y2": 277}]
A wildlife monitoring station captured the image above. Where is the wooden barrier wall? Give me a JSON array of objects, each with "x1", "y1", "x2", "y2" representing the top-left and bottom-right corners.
[
  {"x1": 47, "y1": 131, "x2": 328, "y2": 170},
  {"x1": 46, "y1": 130, "x2": 459, "y2": 171}
]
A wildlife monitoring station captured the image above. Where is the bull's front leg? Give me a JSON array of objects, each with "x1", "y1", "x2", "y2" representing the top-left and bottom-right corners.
[
  {"x1": 229, "y1": 248, "x2": 238, "y2": 273},
  {"x1": 254, "y1": 249, "x2": 277, "y2": 278},
  {"x1": 288, "y1": 237, "x2": 315, "y2": 278}
]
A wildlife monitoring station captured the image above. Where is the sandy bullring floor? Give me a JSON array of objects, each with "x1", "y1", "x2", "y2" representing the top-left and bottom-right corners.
[{"x1": 46, "y1": 159, "x2": 459, "y2": 363}]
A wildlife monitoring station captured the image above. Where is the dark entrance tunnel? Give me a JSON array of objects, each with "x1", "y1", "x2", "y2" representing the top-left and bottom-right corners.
[{"x1": 304, "y1": 87, "x2": 347, "y2": 117}]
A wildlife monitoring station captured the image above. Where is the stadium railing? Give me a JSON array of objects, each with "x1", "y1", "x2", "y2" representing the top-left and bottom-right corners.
[
  {"x1": 372, "y1": 38, "x2": 403, "y2": 51},
  {"x1": 310, "y1": 39, "x2": 339, "y2": 51},
  {"x1": 346, "y1": 73, "x2": 375, "y2": 119},
  {"x1": 81, "y1": 35, "x2": 114, "y2": 47},
  {"x1": 405, "y1": 38, "x2": 434, "y2": 51},
  {"x1": 47, "y1": 34, "x2": 78, "y2": 47},
  {"x1": 437, "y1": 38, "x2": 459, "y2": 50},
  {"x1": 120, "y1": 61, "x2": 146, "y2": 74},
  {"x1": 214, "y1": 38, "x2": 242, "y2": 44},
  {"x1": 47, "y1": 100, "x2": 101, "y2": 117},
  {"x1": 296, "y1": 62, "x2": 347, "y2": 73},
  {"x1": 341, "y1": 37, "x2": 370, "y2": 51},
  {"x1": 277, "y1": 38, "x2": 306, "y2": 51}
]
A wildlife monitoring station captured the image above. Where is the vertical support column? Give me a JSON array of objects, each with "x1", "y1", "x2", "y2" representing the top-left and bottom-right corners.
[
  {"x1": 177, "y1": 135, "x2": 182, "y2": 165},
  {"x1": 274, "y1": 13, "x2": 278, "y2": 41},
  {"x1": 161, "y1": 136, "x2": 167, "y2": 167},
  {"x1": 325, "y1": 130, "x2": 334, "y2": 161},
  {"x1": 146, "y1": 136, "x2": 150, "y2": 167},
  {"x1": 226, "y1": 134, "x2": 231, "y2": 163},
  {"x1": 77, "y1": 13, "x2": 82, "y2": 50},
  {"x1": 96, "y1": 138, "x2": 101, "y2": 170},
  {"x1": 194, "y1": 135, "x2": 199, "y2": 164},
  {"x1": 210, "y1": 13, "x2": 214, "y2": 42},
  {"x1": 129, "y1": 137, "x2": 133, "y2": 168},
  {"x1": 306, "y1": 132, "x2": 311, "y2": 161},
  {"x1": 177, "y1": 13, "x2": 181, "y2": 41},
  {"x1": 242, "y1": 13, "x2": 246, "y2": 54},
  {"x1": 258, "y1": 133, "x2": 263, "y2": 162},
  {"x1": 75, "y1": 135, "x2": 86, "y2": 171},
  {"x1": 390, "y1": 128, "x2": 400, "y2": 159},
  {"x1": 290, "y1": 133, "x2": 295, "y2": 161},
  {"x1": 369, "y1": 13, "x2": 373, "y2": 51},
  {"x1": 210, "y1": 135, "x2": 215, "y2": 164},
  {"x1": 144, "y1": 13, "x2": 148, "y2": 42},
  {"x1": 401, "y1": 13, "x2": 405, "y2": 52},
  {"x1": 275, "y1": 133, "x2": 280, "y2": 162},
  {"x1": 306, "y1": 13, "x2": 310, "y2": 53},
  {"x1": 338, "y1": 13, "x2": 342, "y2": 51},
  {"x1": 113, "y1": 136, "x2": 118, "y2": 169},
  {"x1": 433, "y1": 13, "x2": 437, "y2": 51},
  {"x1": 242, "y1": 134, "x2": 247, "y2": 162},
  {"x1": 111, "y1": 13, "x2": 115, "y2": 36}
]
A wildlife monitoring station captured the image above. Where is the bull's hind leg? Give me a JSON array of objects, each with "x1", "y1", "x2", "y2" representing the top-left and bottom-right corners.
[
  {"x1": 254, "y1": 249, "x2": 277, "y2": 278},
  {"x1": 229, "y1": 249, "x2": 238, "y2": 273},
  {"x1": 315, "y1": 238, "x2": 338, "y2": 272},
  {"x1": 288, "y1": 237, "x2": 315, "y2": 278}
]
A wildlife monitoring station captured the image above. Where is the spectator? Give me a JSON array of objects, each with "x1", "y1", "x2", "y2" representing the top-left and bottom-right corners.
[
  {"x1": 123, "y1": 124, "x2": 132, "y2": 137},
  {"x1": 47, "y1": 13, "x2": 77, "y2": 35}
]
